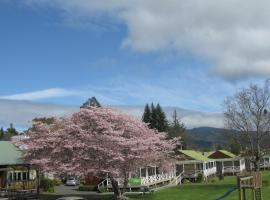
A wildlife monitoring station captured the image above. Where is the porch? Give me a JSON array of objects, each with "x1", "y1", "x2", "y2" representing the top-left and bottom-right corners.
[
  {"x1": 176, "y1": 160, "x2": 216, "y2": 180},
  {"x1": 216, "y1": 158, "x2": 245, "y2": 175},
  {"x1": 98, "y1": 166, "x2": 177, "y2": 191}
]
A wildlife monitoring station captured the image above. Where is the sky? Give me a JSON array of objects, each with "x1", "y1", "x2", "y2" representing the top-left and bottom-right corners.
[{"x1": 0, "y1": 0, "x2": 270, "y2": 113}]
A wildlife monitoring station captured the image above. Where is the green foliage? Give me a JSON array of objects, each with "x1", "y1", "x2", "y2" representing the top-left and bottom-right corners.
[
  {"x1": 52, "y1": 178, "x2": 62, "y2": 186},
  {"x1": 229, "y1": 141, "x2": 241, "y2": 155},
  {"x1": 6, "y1": 123, "x2": 18, "y2": 136},
  {"x1": 182, "y1": 179, "x2": 191, "y2": 184},
  {"x1": 47, "y1": 187, "x2": 54, "y2": 193},
  {"x1": 142, "y1": 103, "x2": 169, "y2": 132},
  {"x1": 0, "y1": 123, "x2": 19, "y2": 141},
  {"x1": 129, "y1": 177, "x2": 141, "y2": 186},
  {"x1": 168, "y1": 110, "x2": 185, "y2": 138},
  {"x1": 142, "y1": 104, "x2": 151, "y2": 125},
  {"x1": 127, "y1": 171, "x2": 270, "y2": 200},
  {"x1": 196, "y1": 173, "x2": 203, "y2": 183},
  {"x1": 98, "y1": 186, "x2": 107, "y2": 193},
  {"x1": 155, "y1": 104, "x2": 169, "y2": 132},
  {"x1": 78, "y1": 185, "x2": 97, "y2": 191},
  {"x1": 32, "y1": 117, "x2": 55, "y2": 125},
  {"x1": 40, "y1": 177, "x2": 54, "y2": 192},
  {"x1": 0, "y1": 127, "x2": 4, "y2": 140},
  {"x1": 263, "y1": 179, "x2": 269, "y2": 187}
]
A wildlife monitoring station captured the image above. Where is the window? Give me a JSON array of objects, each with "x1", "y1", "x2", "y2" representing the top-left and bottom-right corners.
[
  {"x1": 22, "y1": 172, "x2": 28, "y2": 181},
  {"x1": 17, "y1": 172, "x2": 22, "y2": 181}
]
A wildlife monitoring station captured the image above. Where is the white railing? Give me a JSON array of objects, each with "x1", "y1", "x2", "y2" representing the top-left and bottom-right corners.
[
  {"x1": 182, "y1": 170, "x2": 203, "y2": 178},
  {"x1": 223, "y1": 166, "x2": 240, "y2": 173},
  {"x1": 175, "y1": 172, "x2": 184, "y2": 185},
  {"x1": 141, "y1": 172, "x2": 175, "y2": 186},
  {"x1": 204, "y1": 167, "x2": 216, "y2": 177},
  {"x1": 259, "y1": 162, "x2": 270, "y2": 168},
  {"x1": 98, "y1": 178, "x2": 111, "y2": 190},
  {"x1": 98, "y1": 172, "x2": 176, "y2": 188}
]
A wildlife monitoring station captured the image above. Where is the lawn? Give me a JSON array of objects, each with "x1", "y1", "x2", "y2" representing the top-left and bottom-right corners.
[{"x1": 127, "y1": 171, "x2": 270, "y2": 200}]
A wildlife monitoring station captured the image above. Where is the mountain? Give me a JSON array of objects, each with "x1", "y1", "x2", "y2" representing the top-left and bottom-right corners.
[{"x1": 185, "y1": 127, "x2": 227, "y2": 150}]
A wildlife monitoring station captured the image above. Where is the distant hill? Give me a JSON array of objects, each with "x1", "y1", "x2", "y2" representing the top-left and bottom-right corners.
[{"x1": 185, "y1": 127, "x2": 228, "y2": 150}]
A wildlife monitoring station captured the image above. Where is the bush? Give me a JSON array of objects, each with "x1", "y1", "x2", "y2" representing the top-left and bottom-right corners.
[
  {"x1": 196, "y1": 173, "x2": 203, "y2": 183},
  {"x1": 52, "y1": 178, "x2": 62, "y2": 186},
  {"x1": 262, "y1": 180, "x2": 269, "y2": 187},
  {"x1": 40, "y1": 177, "x2": 54, "y2": 192},
  {"x1": 78, "y1": 185, "x2": 97, "y2": 191},
  {"x1": 129, "y1": 178, "x2": 141, "y2": 186},
  {"x1": 98, "y1": 186, "x2": 107, "y2": 193},
  {"x1": 182, "y1": 179, "x2": 190, "y2": 184}
]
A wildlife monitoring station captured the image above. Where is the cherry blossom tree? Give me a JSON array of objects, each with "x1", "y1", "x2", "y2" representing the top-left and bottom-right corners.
[{"x1": 15, "y1": 106, "x2": 179, "y2": 199}]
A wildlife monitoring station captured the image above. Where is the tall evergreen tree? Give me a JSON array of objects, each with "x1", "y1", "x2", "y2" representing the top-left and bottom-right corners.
[
  {"x1": 5, "y1": 123, "x2": 18, "y2": 140},
  {"x1": 150, "y1": 103, "x2": 158, "y2": 130},
  {"x1": 155, "y1": 103, "x2": 169, "y2": 132},
  {"x1": 0, "y1": 127, "x2": 4, "y2": 140},
  {"x1": 142, "y1": 104, "x2": 151, "y2": 126},
  {"x1": 142, "y1": 103, "x2": 169, "y2": 132},
  {"x1": 168, "y1": 110, "x2": 186, "y2": 149},
  {"x1": 168, "y1": 110, "x2": 185, "y2": 138}
]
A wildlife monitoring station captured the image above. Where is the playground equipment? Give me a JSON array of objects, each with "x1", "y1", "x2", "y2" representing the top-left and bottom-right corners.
[{"x1": 237, "y1": 172, "x2": 262, "y2": 200}]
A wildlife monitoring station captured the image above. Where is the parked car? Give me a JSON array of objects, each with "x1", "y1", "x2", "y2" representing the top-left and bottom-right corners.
[
  {"x1": 65, "y1": 177, "x2": 80, "y2": 186},
  {"x1": 56, "y1": 196, "x2": 87, "y2": 200}
]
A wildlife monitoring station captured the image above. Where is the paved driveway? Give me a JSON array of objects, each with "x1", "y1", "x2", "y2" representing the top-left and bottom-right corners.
[{"x1": 43, "y1": 185, "x2": 113, "y2": 200}]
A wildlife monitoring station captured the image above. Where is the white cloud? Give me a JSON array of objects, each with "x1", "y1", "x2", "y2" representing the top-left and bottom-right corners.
[
  {"x1": 0, "y1": 88, "x2": 81, "y2": 101},
  {"x1": 23, "y1": 0, "x2": 270, "y2": 80}
]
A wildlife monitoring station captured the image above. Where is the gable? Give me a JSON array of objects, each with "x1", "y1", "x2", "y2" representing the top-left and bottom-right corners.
[
  {"x1": 179, "y1": 150, "x2": 209, "y2": 161},
  {"x1": 208, "y1": 150, "x2": 235, "y2": 159}
]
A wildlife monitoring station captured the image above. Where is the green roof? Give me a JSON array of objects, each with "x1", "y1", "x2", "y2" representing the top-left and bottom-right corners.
[
  {"x1": 218, "y1": 150, "x2": 236, "y2": 158},
  {"x1": 0, "y1": 141, "x2": 23, "y2": 165},
  {"x1": 179, "y1": 150, "x2": 210, "y2": 161},
  {"x1": 202, "y1": 151, "x2": 214, "y2": 157}
]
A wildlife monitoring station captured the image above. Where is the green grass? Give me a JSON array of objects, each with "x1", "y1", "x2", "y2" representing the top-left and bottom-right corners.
[{"x1": 127, "y1": 171, "x2": 270, "y2": 200}]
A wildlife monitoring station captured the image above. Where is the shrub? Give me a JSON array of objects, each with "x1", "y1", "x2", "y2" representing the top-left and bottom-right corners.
[
  {"x1": 262, "y1": 180, "x2": 269, "y2": 187},
  {"x1": 129, "y1": 178, "x2": 141, "y2": 186},
  {"x1": 40, "y1": 177, "x2": 54, "y2": 192},
  {"x1": 98, "y1": 186, "x2": 107, "y2": 193},
  {"x1": 52, "y1": 178, "x2": 62, "y2": 186},
  {"x1": 182, "y1": 179, "x2": 190, "y2": 184},
  {"x1": 196, "y1": 173, "x2": 203, "y2": 183},
  {"x1": 78, "y1": 185, "x2": 97, "y2": 191}
]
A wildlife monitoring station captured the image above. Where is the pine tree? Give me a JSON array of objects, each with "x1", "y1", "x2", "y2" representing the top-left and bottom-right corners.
[
  {"x1": 155, "y1": 103, "x2": 169, "y2": 132},
  {"x1": 168, "y1": 110, "x2": 185, "y2": 138},
  {"x1": 0, "y1": 127, "x2": 4, "y2": 140},
  {"x1": 150, "y1": 103, "x2": 158, "y2": 130},
  {"x1": 142, "y1": 103, "x2": 169, "y2": 132},
  {"x1": 5, "y1": 123, "x2": 18, "y2": 140},
  {"x1": 142, "y1": 104, "x2": 151, "y2": 126}
]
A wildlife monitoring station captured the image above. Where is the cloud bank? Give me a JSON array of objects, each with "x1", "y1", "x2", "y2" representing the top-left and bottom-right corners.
[
  {"x1": 0, "y1": 99, "x2": 223, "y2": 130},
  {"x1": 23, "y1": 0, "x2": 270, "y2": 80},
  {"x1": 0, "y1": 88, "x2": 81, "y2": 101}
]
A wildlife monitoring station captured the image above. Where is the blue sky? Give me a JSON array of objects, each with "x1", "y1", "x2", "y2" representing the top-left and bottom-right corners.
[{"x1": 0, "y1": 1, "x2": 269, "y2": 113}]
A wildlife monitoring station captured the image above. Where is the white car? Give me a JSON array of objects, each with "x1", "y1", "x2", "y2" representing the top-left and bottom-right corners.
[
  {"x1": 56, "y1": 196, "x2": 87, "y2": 200},
  {"x1": 65, "y1": 177, "x2": 80, "y2": 186}
]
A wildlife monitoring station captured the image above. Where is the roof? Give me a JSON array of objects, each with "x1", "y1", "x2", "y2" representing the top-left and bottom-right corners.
[
  {"x1": 0, "y1": 141, "x2": 23, "y2": 165},
  {"x1": 179, "y1": 150, "x2": 210, "y2": 161},
  {"x1": 202, "y1": 151, "x2": 214, "y2": 157},
  {"x1": 218, "y1": 150, "x2": 236, "y2": 158}
]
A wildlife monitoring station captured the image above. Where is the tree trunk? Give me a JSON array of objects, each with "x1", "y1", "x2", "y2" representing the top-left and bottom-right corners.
[
  {"x1": 254, "y1": 155, "x2": 260, "y2": 172},
  {"x1": 110, "y1": 177, "x2": 124, "y2": 200}
]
